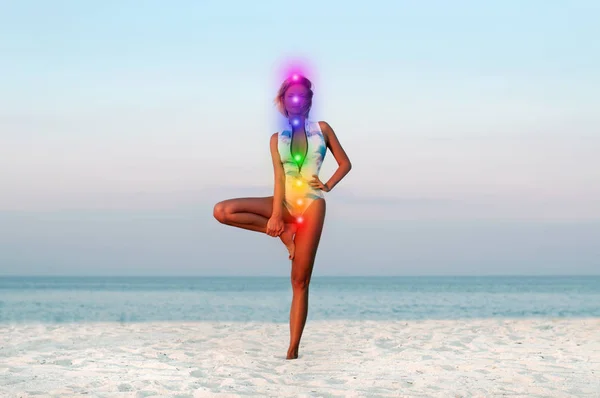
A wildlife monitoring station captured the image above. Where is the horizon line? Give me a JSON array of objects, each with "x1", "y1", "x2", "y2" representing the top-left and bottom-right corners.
[{"x1": 2, "y1": 274, "x2": 599, "y2": 278}]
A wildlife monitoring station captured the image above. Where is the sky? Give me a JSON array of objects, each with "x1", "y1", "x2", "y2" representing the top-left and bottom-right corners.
[{"x1": 1, "y1": 0, "x2": 599, "y2": 276}]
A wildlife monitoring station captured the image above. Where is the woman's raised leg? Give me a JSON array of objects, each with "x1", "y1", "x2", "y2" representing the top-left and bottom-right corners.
[
  {"x1": 213, "y1": 196, "x2": 298, "y2": 257},
  {"x1": 214, "y1": 196, "x2": 276, "y2": 233}
]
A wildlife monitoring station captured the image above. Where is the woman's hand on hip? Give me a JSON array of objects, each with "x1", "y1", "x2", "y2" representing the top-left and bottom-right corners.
[
  {"x1": 266, "y1": 215, "x2": 284, "y2": 237},
  {"x1": 309, "y1": 175, "x2": 330, "y2": 192}
]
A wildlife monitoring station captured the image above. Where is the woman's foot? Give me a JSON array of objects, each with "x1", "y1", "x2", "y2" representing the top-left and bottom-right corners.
[
  {"x1": 279, "y1": 223, "x2": 297, "y2": 260},
  {"x1": 286, "y1": 347, "x2": 299, "y2": 360}
]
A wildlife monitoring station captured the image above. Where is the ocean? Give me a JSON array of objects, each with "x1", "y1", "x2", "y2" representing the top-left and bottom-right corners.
[{"x1": 1, "y1": 276, "x2": 599, "y2": 323}]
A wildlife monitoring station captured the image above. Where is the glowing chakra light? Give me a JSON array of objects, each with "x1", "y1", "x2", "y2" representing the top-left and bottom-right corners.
[
  {"x1": 296, "y1": 180, "x2": 303, "y2": 187},
  {"x1": 297, "y1": 216, "x2": 304, "y2": 224},
  {"x1": 292, "y1": 118, "x2": 300, "y2": 126},
  {"x1": 292, "y1": 74, "x2": 299, "y2": 81},
  {"x1": 297, "y1": 199, "x2": 303, "y2": 206},
  {"x1": 294, "y1": 154, "x2": 302, "y2": 162}
]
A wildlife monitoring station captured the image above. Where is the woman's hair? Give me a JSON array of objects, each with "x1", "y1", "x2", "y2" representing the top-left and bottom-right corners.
[{"x1": 274, "y1": 75, "x2": 314, "y2": 117}]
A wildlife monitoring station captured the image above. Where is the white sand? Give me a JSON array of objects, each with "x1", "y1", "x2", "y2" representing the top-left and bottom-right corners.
[{"x1": 1, "y1": 318, "x2": 599, "y2": 397}]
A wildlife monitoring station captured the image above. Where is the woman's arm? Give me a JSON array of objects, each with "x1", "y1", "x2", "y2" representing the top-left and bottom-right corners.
[
  {"x1": 319, "y1": 121, "x2": 352, "y2": 191},
  {"x1": 270, "y1": 132, "x2": 286, "y2": 218}
]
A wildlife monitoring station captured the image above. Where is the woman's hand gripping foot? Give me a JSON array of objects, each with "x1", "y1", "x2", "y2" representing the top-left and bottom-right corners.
[
  {"x1": 279, "y1": 223, "x2": 297, "y2": 260},
  {"x1": 267, "y1": 216, "x2": 296, "y2": 260}
]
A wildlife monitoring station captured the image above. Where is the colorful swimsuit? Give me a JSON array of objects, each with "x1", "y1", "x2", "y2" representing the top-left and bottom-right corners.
[{"x1": 278, "y1": 119, "x2": 327, "y2": 218}]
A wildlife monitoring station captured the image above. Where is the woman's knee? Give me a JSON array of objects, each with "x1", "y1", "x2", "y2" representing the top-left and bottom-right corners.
[
  {"x1": 291, "y1": 275, "x2": 311, "y2": 291},
  {"x1": 213, "y1": 202, "x2": 229, "y2": 223}
]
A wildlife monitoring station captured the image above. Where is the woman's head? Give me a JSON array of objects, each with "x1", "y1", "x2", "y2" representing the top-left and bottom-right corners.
[{"x1": 274, "y1": 74, "x2": 313, "y2": 118}]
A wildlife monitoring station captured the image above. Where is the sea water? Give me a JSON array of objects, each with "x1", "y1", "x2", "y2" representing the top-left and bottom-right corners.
[{"x1": 1, "y1": 276, "x2": 599, "y2": 323}]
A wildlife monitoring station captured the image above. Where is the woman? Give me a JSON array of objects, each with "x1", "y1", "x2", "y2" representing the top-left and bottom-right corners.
[{"x1": 213, "y1": 74, "x2": 352, "y2": 359}]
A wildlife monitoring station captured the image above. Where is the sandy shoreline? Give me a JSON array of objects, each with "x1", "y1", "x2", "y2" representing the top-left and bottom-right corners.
[{"x1": 1, "y1": 318, "x2": 599, "y2": 397}]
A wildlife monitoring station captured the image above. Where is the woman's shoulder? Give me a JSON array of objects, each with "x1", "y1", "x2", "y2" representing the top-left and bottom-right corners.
[
  {"x1": 270, "y1": 131, "x2": 289, "y2": 148},
  {"x1": 317, "y1": 120, "x2": 331, "y2": 131},
  {"x1": 316, "y1": 120, "x2": 333, "y2": 145},
  {"x1": 270, "y1": 132, "x2": 280, "y2": 146},
  {"x1": 317, "y1": 120, "x2": 335, "y2": 135}
]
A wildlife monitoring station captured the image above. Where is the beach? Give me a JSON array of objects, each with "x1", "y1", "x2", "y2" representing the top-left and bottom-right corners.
[{"x1": 2, "y1": 318, "x2": 599, "y2": 397}]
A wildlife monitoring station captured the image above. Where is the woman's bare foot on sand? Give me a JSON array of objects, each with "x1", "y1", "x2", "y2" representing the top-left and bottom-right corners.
[
  {"x1": 279, "y1": 223, "x2": 297, "y2": 260},
  {"x1": 286, "y1": 347, "x2": 299, "y2": 360}
]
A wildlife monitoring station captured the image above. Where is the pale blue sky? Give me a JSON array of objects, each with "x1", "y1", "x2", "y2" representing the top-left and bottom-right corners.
[{"x1": 1, "y1": 1, "x2": 599, "y2": 276}]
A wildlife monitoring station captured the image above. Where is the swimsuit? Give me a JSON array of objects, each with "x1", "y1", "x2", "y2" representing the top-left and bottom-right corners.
[{"x1": 278, "y1": 119, "x2": 327, "y2": 219}]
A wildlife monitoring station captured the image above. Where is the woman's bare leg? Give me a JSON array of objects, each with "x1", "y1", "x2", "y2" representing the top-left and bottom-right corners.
[
  {"x1": 213, "y1": 196, "x2": 298, "y2": 258},
  {"x1": 287, "y1": 198, "x2": 326, "y2": 359}
]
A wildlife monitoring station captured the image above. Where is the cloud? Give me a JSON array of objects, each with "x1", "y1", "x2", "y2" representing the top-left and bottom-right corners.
[
  {"x1": 334, "y1": 190, "x2": 462, "y2": 206},
  {"x1": 0, "y1": 184, "x2": 275, "y2": 212},
  {"x1": 327, "y1": 188, "x2": 600, "y2": 221}
]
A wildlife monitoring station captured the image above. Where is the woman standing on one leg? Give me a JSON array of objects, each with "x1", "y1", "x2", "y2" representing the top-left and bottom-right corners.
[{"x1": 213, "y1": 74, "x2": 352, "y2": 359}]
